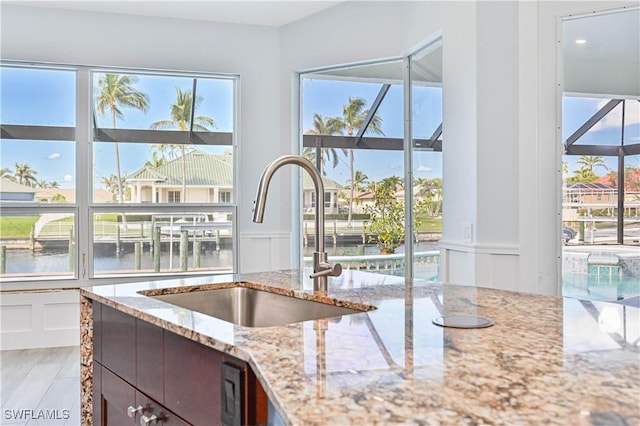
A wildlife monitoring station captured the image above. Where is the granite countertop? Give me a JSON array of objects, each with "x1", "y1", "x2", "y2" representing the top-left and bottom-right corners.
[{"x1": 80, "y1": 269, "x2": 640, "y2": 425}]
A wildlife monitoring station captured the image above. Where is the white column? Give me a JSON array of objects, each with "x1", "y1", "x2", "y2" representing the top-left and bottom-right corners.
[{"x1": 440, "y1": 2, "x2": 521, "y2": 292}]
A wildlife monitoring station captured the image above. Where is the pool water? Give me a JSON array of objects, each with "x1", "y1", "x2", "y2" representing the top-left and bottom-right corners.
[{"x1": 562, "y1": 271, "x2": 640, "y2": 301}]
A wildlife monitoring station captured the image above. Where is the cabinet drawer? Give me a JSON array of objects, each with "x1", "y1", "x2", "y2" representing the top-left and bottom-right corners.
[
  {"x1": 101, "y1": 304, "x2": 136, "y2": 384},
  {"x1": 100, "y1": 366, "x2": 136, "y2": 425}
]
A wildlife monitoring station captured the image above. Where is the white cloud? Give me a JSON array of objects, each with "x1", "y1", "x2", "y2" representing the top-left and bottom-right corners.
[
  {"x1": 416, "y1": 165, "x2": 432, "y2": 172},
  {"x1": 592, "y1": 99, "x2": 640, "y2": 130},
  {"x1": 47, "y1": 152, "x2": 61, "y2": 160},
  {"x1": 387, "y1": 163, "x2": 401, "y2": 171},
  {"x1": 63, "y1": 175, "x2": 73, "y2": 182}
]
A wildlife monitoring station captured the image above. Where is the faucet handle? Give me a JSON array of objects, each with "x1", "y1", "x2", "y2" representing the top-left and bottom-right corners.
[{"x1": 310, "y1": 262, "x2": 342, "y2": 279}]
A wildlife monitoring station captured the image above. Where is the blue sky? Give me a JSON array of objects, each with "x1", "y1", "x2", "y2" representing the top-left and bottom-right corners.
[
  {"x1": 302, "y1": 78, "x2": 444, "y2": 184},
  {"x1": 0, "y1": 67, "x2": 233, "y2": 188},
  {"x1": 1, "y1": 66, "x2": 639, "y2": 189}
]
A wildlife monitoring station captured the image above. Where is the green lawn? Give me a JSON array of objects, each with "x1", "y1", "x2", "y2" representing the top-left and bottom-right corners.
[
  {"x1": 416, "y1": 216, "x2": 442, "y2": 232},
  {"x1": 0, "y1": 216, "x2": 39, "y2": 238},
  {"x1": 0, "y1": 215, "x2": 443, "y2": 239}
]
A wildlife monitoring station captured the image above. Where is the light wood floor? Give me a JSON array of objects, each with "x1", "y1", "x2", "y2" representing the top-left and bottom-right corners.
[{"x1": 1, "y1": 346, "x2": 80, "y2": 425}]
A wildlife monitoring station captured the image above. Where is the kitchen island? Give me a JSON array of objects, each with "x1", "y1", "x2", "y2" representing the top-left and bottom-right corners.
[{"x1": 80, "y1": 269, "x2": 639, "y2": 425}]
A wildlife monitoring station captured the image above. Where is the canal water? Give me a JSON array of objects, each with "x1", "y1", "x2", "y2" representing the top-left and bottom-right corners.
[
  {"x1": 3, "y1": 243, "x2": 639, "y2": 304},
  {"x1": 3, "y1": 242, "x2": 439, "y2": 276}
]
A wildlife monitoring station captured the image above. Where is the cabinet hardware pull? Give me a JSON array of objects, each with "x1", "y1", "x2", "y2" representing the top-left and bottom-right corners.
[
  {"x1": 127, "y1": 405, "x2": 144, "y2": 418},
  {"x1": 140, "y1": 414, "x2": 159, "y2": 425}
]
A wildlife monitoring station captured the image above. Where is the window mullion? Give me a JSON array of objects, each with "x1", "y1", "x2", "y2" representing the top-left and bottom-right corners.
[{"x1": 76, "y1": 68, "x2": 91, "y2": 282}]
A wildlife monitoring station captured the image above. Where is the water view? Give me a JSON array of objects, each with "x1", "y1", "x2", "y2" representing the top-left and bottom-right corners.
[{"x1": 4, "y1": 242, "x2": 638, "y2": 304}]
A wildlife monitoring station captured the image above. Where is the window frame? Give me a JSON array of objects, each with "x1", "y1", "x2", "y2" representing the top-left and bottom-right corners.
[
  {"x1": 0, "y1": 62, "x2": 240, "y2": 291},
  {"x1": 297, "y1": 40, "x2": 444, "y2": 279}
]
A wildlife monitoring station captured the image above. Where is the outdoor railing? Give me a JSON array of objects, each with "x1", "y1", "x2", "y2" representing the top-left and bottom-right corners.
[{"x1": 303, "y1": 250, "x2": 440, "y2": 276}]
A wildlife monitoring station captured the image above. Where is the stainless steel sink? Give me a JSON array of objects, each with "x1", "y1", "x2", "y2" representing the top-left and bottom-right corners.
[{"x1": 146, "y1": 286, "x2": 370, "y2": 327}]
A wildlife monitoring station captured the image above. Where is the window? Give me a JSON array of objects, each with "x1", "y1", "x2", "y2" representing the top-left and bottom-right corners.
[
  {"x1": 324, "y1": 192, "x2": 332, "y2": 208},
  {"x1": 299, "y1": 42, "x2": 442, "y2": 279},
  {"x1": 1, "y1": 63, "x2": 238, "y2": 287},
  {"x1": 168, "y1": 191, "x2": 181, "y2": 203},
  {"x1": 219, "y1": 191, "x2": 231, "y2": 203}
]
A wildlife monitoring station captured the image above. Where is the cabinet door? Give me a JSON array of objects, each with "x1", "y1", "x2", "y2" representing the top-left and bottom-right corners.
[
  {"x1": 93, "y1": 362, "x2": 102, "y2": 425},
  {"x1": 136, "y1": 391, "x2": 191, "y2": 426},
  {"x1": 164, "y1": 330, "x2": 223, "y2": 426},
  {"x1": 136, "y1": 318, "x2": 164, "y2": 402},
  {"x1": 100, "y1": 365, "x2": 136, "y2": 426},
  {"x1": 101, "y1": 304, "x2": 136, "y2": 384}
]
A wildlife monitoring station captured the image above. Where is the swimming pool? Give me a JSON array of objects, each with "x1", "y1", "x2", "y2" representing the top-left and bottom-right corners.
[{"x1": 562, "y1": 271, "x2": 640, "y2": 301}]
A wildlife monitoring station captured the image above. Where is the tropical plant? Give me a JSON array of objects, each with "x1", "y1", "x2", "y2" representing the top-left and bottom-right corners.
[
  {"x1": 364, "y1": 176, "x2": 404, "y2": 253},
  {"x1": 364, "y1": 175, "x2": 428, "y2": 253},
  {"x1": 576, "y1": 155, "x2": 609, "y2": 174},
  {"x1": 13, "y1": 162, "x2": 38, "y2": 187},
  {"x1": 624, "y1": 166, "x2": 640, "y2": 191},
  {"x1": 150, "y1": 88, "x2": 215, "y2": 202},
  {"x1": 415, "y1": 177, "x2": 443, "y2": 217},
  {"x1": 95, "y1": 74, "x2": 149, "y2": 204},
  {"x1": 151, "y1": 143, "x2": 180, "y2": 161},
  {"x1": 101, "y1": 174, "x2": 126, "y2": 201},
  {"x1": 51, "y1": 193, "x2": 67, "y2": 203},
  {"x1": 145, "y1": 151, "x2": 166, "y2": 169},
  {"x1": 49, "y1": 181, "x2": 60, "y2": 188},
  {"x1": 303, "y1": 113, "x2": 346, "y2": 174},
  {"x1": 344, "y1": 170, "x2": 368, "y2": 210},
  {"x1": 331, "y1": 97, "x2": 384, "y2": 224},
  {"x1": 566, "y1": 168, "x2": 598, "y2": 184},
  {"x1": 1, "y1": 167, "x2": 12, "y2": 179}
]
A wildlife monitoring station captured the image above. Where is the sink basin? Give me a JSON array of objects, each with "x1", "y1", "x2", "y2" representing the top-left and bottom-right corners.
[{"x1": 145, "y1": 286, "x2": 371, "y2": 327}]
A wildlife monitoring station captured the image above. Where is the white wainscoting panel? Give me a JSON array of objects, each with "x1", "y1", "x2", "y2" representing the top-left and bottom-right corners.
[{"x1": 0, "y1": 290, "x2": 80, "y2": 350}]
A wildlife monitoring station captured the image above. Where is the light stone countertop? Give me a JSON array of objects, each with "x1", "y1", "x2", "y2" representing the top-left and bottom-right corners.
[{"x1": 80, "y1": 269, "x2": 640, "y2": 425}]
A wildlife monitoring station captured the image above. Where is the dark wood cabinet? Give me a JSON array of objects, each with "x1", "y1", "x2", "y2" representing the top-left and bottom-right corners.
[
  {"x1": 100, "y1": 365, "x2": 136, "y2": 425},
  {"x1": 101, "y1": 304, "x2": 136, "y2": 385},
  {"x1": 164, "y1": 330, "x2": 222, "y2": 425},
  {"x1": 92, "y1": 301, "x2": 267, "y2": 426},
  {"x1": 136, "y1": 316, "x2": 164, "y2": 402},
  {"x1": 136, "y1": 390, "x2": 190, "y2": 426}
]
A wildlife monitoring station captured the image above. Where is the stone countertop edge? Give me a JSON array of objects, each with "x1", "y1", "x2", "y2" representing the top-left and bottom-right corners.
[{"x1": 79, "y1": 269, "x2": 640, "y2": 426}]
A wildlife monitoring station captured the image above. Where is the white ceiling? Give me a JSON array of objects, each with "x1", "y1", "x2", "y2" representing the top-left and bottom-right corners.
[
  {"x1": 5, "y1": 1, "x2": 344, "y2": 27},
  {"x1": 563, "y1": 7, "x2": 639, "y2": 97}
]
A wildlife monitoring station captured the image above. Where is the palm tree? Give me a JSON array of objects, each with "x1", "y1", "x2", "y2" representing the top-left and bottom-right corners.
[
  {"x1": 145, "y1": 151, "x2": 166, "y2": 169},
  {"x1": 95, "y1": 74, "x2": 149, "y2": 204},
  {"x1": 566, "y1": 168, "x2": 598, "y2": 184},
  {"x1": 576, "y1": 155, "x2": 609, "y2": 174},
  {"x1": 303, "y1": 113, "x2": 346, "y2": 174},
  {"x1": 344, "y1": 170, "x2": 368, "y2": 211},
  {"x1": 150, "y1": 88, "x2": 215, "y2": 202},
  {"x1": 37, "y1": 179, "x2": 50, "y2": 188},
  {"x1": 1, "y1": 167, "x2": 12, "y2": 179},
  {"x1": 152, "y1": 143, "x2": 180, "y2": 161},
  {"x1": 101, "y1": 174, "x2": 124, "y2": 201},
  {"x1": 332, "y1": 97, "x2": 384, "y2": 224},
  {"x1": 49, "y1": 181, "x2": 60, "y2": 188},
  {"x1": 14, "y1": 162, "x2": 38, "y2": 187},
  {"x1": 415, "y1": 177, "x2": 443, "y2": 217}
]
